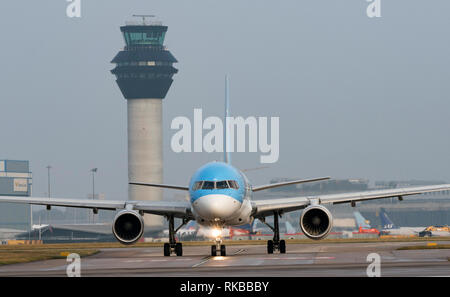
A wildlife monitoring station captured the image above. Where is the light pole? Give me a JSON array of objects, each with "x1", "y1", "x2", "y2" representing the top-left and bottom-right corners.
[
  {"x1": 46, "y1": 165, "x2": 51, "y2": 225},
  {"x1": 46, "y1": 165, "x2": 52, "y2": 198},
  {"x1": 90, "y1": 168, "x2": 98, "y2": 223}
]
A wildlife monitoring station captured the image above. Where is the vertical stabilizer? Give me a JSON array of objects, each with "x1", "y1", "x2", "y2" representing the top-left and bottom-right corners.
[
  {"x1": 224, "y1": 75, "x2": 232, "y2": 164},
  {"x1": 379, "y1": 208, "x2": 396, "y2": 229},
  {"x1": 353, "y1": 211, "x2": 371, "y2": 229}
]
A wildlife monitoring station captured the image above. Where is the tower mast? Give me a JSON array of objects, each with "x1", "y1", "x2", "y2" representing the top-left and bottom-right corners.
[{"x1": 111, "y1": 16, "x2": 178, "y2": 227}]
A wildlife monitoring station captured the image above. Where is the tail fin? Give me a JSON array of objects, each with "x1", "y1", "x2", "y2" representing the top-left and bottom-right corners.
[
  {"x1": 237, "y1": 223, "x2": 253, "y2": 232},
  {"x1": 379, "y1": 208, "x2": 396, "y2": 229},
  {"x1": 224, "y1": 75, "x2": 231, "y2": 164},
  {"x1": 235, "y1": 219, "x2": 259, "y2": 235},
  {"x1": 353, "y1": 211, "x2": 371, "y2": 229},
  {"x1": 186, "y1": 220, "x2": 197, "y2": 229}
]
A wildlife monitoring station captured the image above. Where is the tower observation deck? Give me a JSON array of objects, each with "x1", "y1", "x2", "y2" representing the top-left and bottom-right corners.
[
  {"x1": 111, "y1": 17, "x2": 178, "y2": 227},
  {"x1": 111, "y1": 20, "x2": 178, "y2": 99}
]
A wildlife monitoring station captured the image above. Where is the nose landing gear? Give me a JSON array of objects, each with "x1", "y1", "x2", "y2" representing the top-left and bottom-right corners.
[{"x1": 211, "y1": 229, "x2": 226, "y2": 256}]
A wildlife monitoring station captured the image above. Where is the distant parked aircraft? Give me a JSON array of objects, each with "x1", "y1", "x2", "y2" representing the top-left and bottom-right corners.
[
  {"x1": 379, "y1": 209, "x2": 425, "y2": 236},
  {"x1": 353, "y1": 211, "x2": 379, "y2": 235}
]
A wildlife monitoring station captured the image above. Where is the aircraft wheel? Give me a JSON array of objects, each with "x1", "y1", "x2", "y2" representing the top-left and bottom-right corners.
[
  {"x1": 211, "y1": 245, "x2": 217, "y2": 256},
  {"x1": 280, "y1": 240, "x2": 286, "y2": 254},
  {"x1": 220, "y1": 245, "x2": 226, "y2": 256},
  {"x1": 267, "y1": 240, "x2": 274, "y2": 254},
  {"x1": 175, "y1": 243, "x2": 183, "y2": 256},
  {"x1": 163, "y1": 243, "x2": 170, "y2": 257}
]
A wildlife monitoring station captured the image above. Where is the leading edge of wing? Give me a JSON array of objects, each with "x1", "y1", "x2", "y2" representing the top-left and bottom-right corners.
[
  {"x1": 319, "y1": 184, "x2": 450, "y2": 205},
  {"x1": 251, "y1": 184, "x2": 450, "y2": 217},
  {"x1": 0, "y1": 196, "x2": 125, "y2": 210},
  {"x1": 134, "y1": 200, "x2": 193, "y2": 219},
  {"x1": 129, "y1": 182, "x2": 189, "y2": 191},
  {"x1": 252, "y1": 177, "x2": 330, "y2": 192},
  {"x1": 0, "y1": 196, "x2": 193, "y2": 219},
  {"x1": 251, "y1": 197, "x2": 310, "y2": 218}
]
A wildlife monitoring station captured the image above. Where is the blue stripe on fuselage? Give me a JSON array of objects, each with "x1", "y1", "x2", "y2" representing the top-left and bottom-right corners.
[{"x1": 189, "y1": 162, "x2": 246, "y2": 203}]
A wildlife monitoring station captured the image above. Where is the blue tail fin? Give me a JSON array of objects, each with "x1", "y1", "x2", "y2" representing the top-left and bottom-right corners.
[
  {"x1": 224, "y1": 75, "x2": 231, "y2": 164},
  {"x1": 379, "y1": 209, "x2": 396, "y2": 229},
  {"x1": 236, "y1": 219, "x2": 259, "y2": 234},
  {"x1": 353, "y1": 211, "x2": 371, "y2": 229},
  {"x1": 186, "y1": 220, "x2": 197, "y2": 229}
]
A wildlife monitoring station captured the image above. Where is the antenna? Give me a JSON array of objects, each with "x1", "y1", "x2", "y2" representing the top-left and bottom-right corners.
[{"x1": 132, "y1": 14, "x2": 156, "y2": 25}]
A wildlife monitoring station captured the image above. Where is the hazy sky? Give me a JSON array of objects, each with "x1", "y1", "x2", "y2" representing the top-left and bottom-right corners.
[{"x1": 0, "y1": 1, "x2": 449, "y2": 201}]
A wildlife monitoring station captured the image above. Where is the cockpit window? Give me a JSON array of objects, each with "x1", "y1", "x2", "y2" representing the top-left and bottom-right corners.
[
  {"x1": 216, "y1": 181, "x2": 229, "y2": 189},
  {"x1": 193, "y1": 181, "x2": 203, "y2": 191},
  {"x1": 228, "y1": 180, "x2": 239, "y2": 189},
  {"x1": 202, "y1": 181, "x2": 215, "y2": 190},
  {"x1": 194, "y1": 180, "x2": 240, "y2": 190}
]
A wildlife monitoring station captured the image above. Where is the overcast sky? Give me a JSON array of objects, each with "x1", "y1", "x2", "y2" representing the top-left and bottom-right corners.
[{"x1": 0, "y1": 1, "x2": 449, "y2": 201}]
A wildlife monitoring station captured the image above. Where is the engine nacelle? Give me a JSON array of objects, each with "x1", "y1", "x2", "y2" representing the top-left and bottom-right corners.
[
  {"x1": 112, "y1": 210, "x2": 144, "y2": 245},
  {"x1": 300, "y1": 205, "x2": 333, "y2": 240}
]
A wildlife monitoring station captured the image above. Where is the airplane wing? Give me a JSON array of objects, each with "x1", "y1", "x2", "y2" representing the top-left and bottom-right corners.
[
  {"x1": 0, "y1": 196, "x2": 193, "y2": 219},
  {"x1": 133, "y1": 200, "x2": 193, "y2": 219},
  {"x1": 252, "y1": 177, "x2": 330, "y2": 192},
  {"x1": 251, "y1": 184, "x2": 450, "y2": 218},
  {"x1": 129, "y1": 182, "x2": 189, "y2": 191}
]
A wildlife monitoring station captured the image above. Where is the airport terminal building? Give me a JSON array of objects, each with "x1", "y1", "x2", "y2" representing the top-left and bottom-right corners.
[{"x1": 0, "y1": 160, "x2": 32, "y2": 231}]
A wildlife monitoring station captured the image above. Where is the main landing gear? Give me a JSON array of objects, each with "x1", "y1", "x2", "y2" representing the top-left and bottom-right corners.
[
  {"x1": 261, "y1": 212, "x2": 286, "y2": 254},
  {"x1": 163, "y1": 216, "x2": 189, "y2": 257}
]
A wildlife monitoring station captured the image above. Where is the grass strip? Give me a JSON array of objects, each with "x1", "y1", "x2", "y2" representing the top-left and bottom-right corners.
[
  {"x1": 0, "y1": 236, "x2": 448, "y2": 251},
  {"x1": 397, "y1": 244, "x2": 450, "y2": 251},
  {"x1": 0, "y1": 249, "x2": 98, "y2": 266}
]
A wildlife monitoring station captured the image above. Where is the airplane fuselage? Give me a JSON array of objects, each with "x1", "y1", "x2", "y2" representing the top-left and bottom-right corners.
[{"x1": 189, "y1": 161, "x2": 254, "y2": 227}]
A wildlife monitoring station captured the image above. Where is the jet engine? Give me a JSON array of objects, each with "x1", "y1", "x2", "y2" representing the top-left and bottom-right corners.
[
  {"x1": 300, "y1": 205, "x2": 333, "y2": 240},
  {"x1": 112, "y1": 210, "x2": 144, "y2": 244}
]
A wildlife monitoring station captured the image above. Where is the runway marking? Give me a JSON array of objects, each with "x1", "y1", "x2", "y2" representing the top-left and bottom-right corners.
[
  {"x1": 192, "y1": 248, "x2": 246, "y2": 267},
  {"x1": 234, "y1": 249, "x2": 246, "y2": 255},
  {"x1": 192, "y1": 257, "x2": 212, "y2": 268},
  {"x1": 262, "y1": 256, "x2": 335, "y2": 260},
  {"x1": 124, "y1": 259, "x2": 168, "y2": 263}
]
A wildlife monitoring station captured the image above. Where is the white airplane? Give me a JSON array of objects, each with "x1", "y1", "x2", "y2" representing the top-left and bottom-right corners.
[
  {"x1": 1, "y1": 77, "x2": 450, "y2": 257},
  {"x1": 379, "y1": 208, "x2": 433, "y2": 236}
]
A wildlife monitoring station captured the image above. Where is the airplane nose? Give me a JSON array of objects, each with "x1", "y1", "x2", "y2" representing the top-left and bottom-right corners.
[{"x1": 193, "y1": 194, "x2": 241, "y2": 221}]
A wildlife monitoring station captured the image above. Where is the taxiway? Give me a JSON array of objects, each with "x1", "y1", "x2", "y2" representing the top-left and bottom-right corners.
[{"x1": 0, "y1": 241, "x2": 449, "y2": 277}]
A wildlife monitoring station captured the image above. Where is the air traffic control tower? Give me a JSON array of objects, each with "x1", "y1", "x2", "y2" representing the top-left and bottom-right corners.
[{"x1": 111, "y1": 16, "x2": 178, "y2": 227}]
